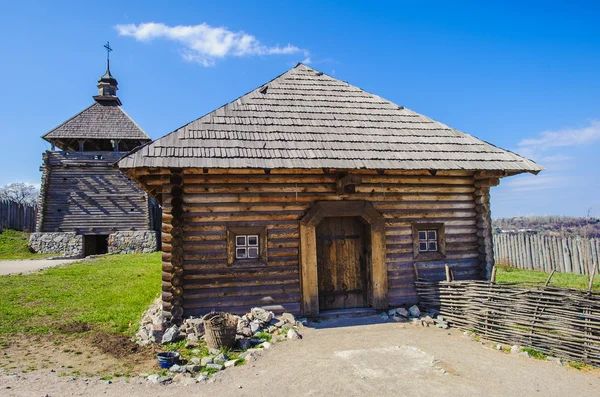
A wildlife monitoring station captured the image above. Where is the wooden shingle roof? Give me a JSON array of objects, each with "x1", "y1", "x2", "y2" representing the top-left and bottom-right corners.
[
  {"x1": 43, "y1": 102, "x2": 150, "y2": 141},
  {"x1": 118, "y1": 64, "x2": 542, "y2": 172}
]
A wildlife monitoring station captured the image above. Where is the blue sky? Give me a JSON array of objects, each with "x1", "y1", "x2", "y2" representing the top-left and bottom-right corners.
[{"x1": 1, "y1": 1, "x2": 599, "y2": 218}]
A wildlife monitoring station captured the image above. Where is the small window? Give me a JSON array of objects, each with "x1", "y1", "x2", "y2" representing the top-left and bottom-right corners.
[
  {"x1": 418, "y1": 230, "x2": 438, "y2": 252},
  {"x1": 228, "y1": 227, "x2": 267, "y2": 265},
  {"x1": 412, "y1": 223, "x2": 446, "y2": 259},
  {"x1": 235, "y1": 234, "x2": 260, "y2": 259}
]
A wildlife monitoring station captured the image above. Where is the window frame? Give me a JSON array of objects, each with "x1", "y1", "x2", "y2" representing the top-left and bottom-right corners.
[
  {"x1": 227, "y1": 226, "x2": 268, "y2": 266},
  {"x1": 411, "y1": 222, "x2": 446, "y2": 260},
  {"x1": 235, "y1": 234, "x2": 260, "y2": 260}
]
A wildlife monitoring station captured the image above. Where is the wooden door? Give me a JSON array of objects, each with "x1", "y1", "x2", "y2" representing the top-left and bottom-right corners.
[{"x1": 316, "y1": 216, "x2": 368, "y2": 310}]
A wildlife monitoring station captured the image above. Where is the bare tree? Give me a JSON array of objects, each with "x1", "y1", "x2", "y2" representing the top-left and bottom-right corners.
[{"x1": 0, "y1": 183, "x2": 39, "y2": 206}]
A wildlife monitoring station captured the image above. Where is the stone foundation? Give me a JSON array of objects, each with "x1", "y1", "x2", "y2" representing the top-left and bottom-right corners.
[
  {"x1": 108, "y1": 230, "x2": 157, "y2": 254},
  {"x1": 29, "y1": 230, "x2": 157, "y2": 257},
  {"x1": 29, "y1": 232, "x2": 83, "y2": 257}
]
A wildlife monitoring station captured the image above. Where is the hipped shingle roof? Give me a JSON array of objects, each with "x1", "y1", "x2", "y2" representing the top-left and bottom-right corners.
[
  {"x1": 118, "y1": 64, "x2": 542, "y2": 172},
  {"x1": 43, "y1": 102, "x2": 150, "y2": 141}
]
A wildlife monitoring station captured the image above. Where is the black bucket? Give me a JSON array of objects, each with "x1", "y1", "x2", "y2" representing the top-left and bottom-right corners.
[{"x1": 156, "y1": 351, "x2": 180, "y2": 368}]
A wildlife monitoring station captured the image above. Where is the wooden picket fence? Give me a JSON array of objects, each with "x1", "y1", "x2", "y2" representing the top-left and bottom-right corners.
[
  {"x1": 0, "y1": 200, "x2": 37, "y2": 233},
  {"x1": 494, "y1": 233, "x2": 600, "y2": 275},
  {"x1": 416, "y1": 280, "x2": 600, "y2": 366}
]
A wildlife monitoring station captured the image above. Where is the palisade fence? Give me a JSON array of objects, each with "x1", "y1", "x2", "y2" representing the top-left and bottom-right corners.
[
  {"x1": 0, "y1": 200, "x2": 37, "y2": 233},
  {"x1": 494, "y1": 233, "x2": 600, "y2": 275},
  {"x1": 416, "y1": 280, "x2": 600, "y2": 366}
]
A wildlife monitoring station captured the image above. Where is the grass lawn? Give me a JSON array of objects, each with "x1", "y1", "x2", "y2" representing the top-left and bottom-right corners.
[
  {"x1": 0, "y1": 229, "x2": 52, "y2": 260},
  {"x1": 0, "y1": 252, "x2": 161, "y2": 335},
  {"x1": 496, "y1": 265, "x2": 600, "y2": 292}
]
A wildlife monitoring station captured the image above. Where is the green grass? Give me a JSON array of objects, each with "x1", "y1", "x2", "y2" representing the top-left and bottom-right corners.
[
  {"x1": 521, "y1": 347, "x2": 547, "y2": 360},
  {"x1": 0, "y1": 230, "x2": 51, "y2": 260},
  {"x1": 255, "y1": 331, "x2": 272, "y2": 342},
  {"x1": 496, "y1": 265, "x2": 600, "y2": 292},
  {"x1": 0, "y1": 252, "x2": 161, "y2": 335},
  {"x1": 567, "y1": 361, "x2": 595, "y2": 371}
]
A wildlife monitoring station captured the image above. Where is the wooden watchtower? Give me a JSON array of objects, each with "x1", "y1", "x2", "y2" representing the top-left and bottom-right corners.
[{"x1": 31, "y1": 47, "x2": 158, "y2": 257}]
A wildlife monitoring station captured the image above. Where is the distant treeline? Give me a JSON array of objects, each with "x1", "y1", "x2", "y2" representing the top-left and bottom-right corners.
[{"x1": 493, "y1": 216, "x2": 600, "y2": 238}]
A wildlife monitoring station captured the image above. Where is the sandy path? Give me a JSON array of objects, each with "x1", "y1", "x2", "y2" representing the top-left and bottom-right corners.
[
  {"x1": 1, "y1": 317, "x2": 599, "y2": 396},
  {"x1": 0, "y1": 259, "x2": 78, "y2": 275}
]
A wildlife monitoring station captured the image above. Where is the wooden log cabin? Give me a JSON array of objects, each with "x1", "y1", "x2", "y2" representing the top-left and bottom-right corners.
[
  {"x1": 118, "y1": 63, "x2": 543, "y2": 322},
  {"x1": 30, "y1": 57, "x2": 158, "y2": 257}
]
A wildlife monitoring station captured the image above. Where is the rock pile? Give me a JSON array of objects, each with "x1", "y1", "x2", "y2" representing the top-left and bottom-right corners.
[
  {"x1": 136, "y1": 297, "x2": 165, "y2": 346},
  {"x1": 379, "y1": 305, "x2": 449, "y2": 329},
  {"x1": 135, "y1": 303, "x2": 304, "y2": 381}
]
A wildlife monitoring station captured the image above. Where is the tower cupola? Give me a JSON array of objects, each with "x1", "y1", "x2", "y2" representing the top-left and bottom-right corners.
[{"x1": 94, "y1": 42, "x2": 122, "y2": 105}]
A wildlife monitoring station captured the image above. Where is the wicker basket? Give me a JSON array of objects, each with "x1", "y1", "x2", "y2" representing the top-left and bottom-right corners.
[{"x1": 202, "y1": 312, "x2": 238, "y2": 350}]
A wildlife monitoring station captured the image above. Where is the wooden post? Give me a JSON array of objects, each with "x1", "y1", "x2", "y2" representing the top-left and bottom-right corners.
[
  {"x1": 576, "y1": 239, "x2": 585, "y2": 275},
  {"x1": 370, "y1": 221, "x2": 388, "y2": 310},
  {"x1": 299, "y1": 223, "x2": 319, "y2": 315},
  {"x1": 568, "y1": 237, "x2": 577, "y2": 274},
  {"x1": 445, "y1": 264, "x2": 451, "y2": 282},
  {"x1": 541, "y1": 236, "x2": 548, "y2": 272},
  {"x1": 544, "y1": 269, "x2": 555, "y2": 287},
  {"x1": 413, "y1": 263, "x2": 420, "y2": 281},
  {"x1": 588, "y1": 261, "x2": 597, "y2": 294},
  {"x1": 490, "y1": 266, "x2": 497, "y2": 283},
  {"x1": 562, "y1": 238, "x2": 572, "y2": 274}
]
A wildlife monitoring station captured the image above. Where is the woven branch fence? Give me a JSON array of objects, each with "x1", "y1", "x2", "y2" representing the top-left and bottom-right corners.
[
  {"x1": 0, "y1": 200, "x2": 37, "y2": 233},
  {"x1": 494, "y1": 233, "x2": 600, "y2": 275},
  {"x1": 416, "y1": 280, "x2": 600, "y2": 366}
]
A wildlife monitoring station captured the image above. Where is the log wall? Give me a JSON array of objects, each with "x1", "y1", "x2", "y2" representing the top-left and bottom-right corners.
[
  {"x1": 139, "y1": 168, "x2": 491, "y2": 319},
  {"x1": 38, "y1": 151, "x2": 152, "y2": 234}
]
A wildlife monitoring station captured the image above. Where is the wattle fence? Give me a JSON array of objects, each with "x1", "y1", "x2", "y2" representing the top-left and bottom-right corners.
[
  {"x1": 0, "y1": 200, "x2": 37, "y2": 233},
  {"x1": 416, "y1": 280, "x2": 600, "y2": 367},
  {"x1": 494, "y1": 233, "x2": 600, "y2": 275}
]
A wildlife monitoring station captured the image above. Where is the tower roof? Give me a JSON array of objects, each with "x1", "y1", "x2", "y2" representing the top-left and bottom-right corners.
[
  {"x1": 118, "y1": 63, "x2": 542, "y2": 173},
  {"x1": 43, "y1": 43, "x2": 149, "y2": 146},
  {"x1": 42, "y1": 102, "x2": 150, "y2": 142},
  {"x1": 98, "y1": 67, "x2": 118, "y2": 86}
]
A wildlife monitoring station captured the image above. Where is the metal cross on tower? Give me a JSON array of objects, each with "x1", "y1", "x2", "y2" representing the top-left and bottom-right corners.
[
  {"x1": 103, "y1": 41, "x2": 113, "y2": 72},
  {"x1": 104, "y1": 41, "x2": 113, "y2": 61}
]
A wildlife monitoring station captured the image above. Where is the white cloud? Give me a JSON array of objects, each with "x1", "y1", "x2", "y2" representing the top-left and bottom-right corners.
[
  {"x1": 115, "y1": 22, "x2": 308, "y2": 66},
  {"x1": 539, "y1": 154, "x2": 572, "y2": 163},
  {"x1": 501, "y1": 173, "x2": 567, "y2": 192},
  {"x1": 518, "y1": 120, "x2": 600, "y2": 151}
]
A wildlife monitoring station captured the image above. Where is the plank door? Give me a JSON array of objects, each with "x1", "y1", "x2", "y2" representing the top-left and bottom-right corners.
[{"x1": 316, "y1": 216, "x2": 367, "y2": 310}]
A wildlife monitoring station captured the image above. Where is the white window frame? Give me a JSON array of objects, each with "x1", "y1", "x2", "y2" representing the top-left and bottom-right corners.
[
  {"x1": 235, "y1": 234, "x2": 260, "y2": 259},
  {"x1": 412, "y1": 223, "x2": 446, "y2": 260},
  {"x1": 418, "y1": 229, "x2": 438, "y2": 252}
]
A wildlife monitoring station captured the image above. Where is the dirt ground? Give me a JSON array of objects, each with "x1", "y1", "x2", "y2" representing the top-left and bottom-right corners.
[
  {"x1": 0, "y1": 259, "x2": 78, "y2": 275},
  {"x1": 1, "y1": 316, "x2": 600, "y2": 397},
  {"x1": 0, "y1": 332, "x2": 157, "y2": 377}
]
